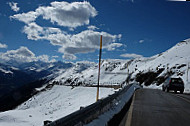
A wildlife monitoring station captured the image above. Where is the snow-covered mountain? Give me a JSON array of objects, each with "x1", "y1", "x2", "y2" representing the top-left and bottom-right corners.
[
  {"x1": 0, "y1": 61, "x2": 74, "y2": 87},
  {"x1": 1, "y1": 38, "x2": 190, "y2": 126},
  {"x1": 1, "y1": 38, "x2": 190, "y2": 99},
  {"x1": 51, "y1": 38, "x2": 190, "y2": 92},
  {"x1": 130, "y1": 38, "x2": 190, "y2": 91},
  {"x1": 52, "y1": 59, "x2": 128, "y2": 86}
]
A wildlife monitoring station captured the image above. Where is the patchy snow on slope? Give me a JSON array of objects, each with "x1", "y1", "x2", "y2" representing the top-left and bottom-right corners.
[{"x1": 0, "y1": 85, "x2": 115, "y2": 126}]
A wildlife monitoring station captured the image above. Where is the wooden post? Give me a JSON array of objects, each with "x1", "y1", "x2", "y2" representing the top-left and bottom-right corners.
[{"x1": 96, "y1": 35, "x2": 102, "y2": 102}]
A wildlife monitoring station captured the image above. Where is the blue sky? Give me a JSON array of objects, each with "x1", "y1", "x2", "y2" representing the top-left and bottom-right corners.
[{"x1": 0, "y1": 0, "x2": 190, "y2": 63}]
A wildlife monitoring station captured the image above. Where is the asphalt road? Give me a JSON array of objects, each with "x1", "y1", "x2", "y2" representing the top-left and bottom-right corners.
[{"x1": 121, "y1": 89, "x2": 190, "y2": 126}]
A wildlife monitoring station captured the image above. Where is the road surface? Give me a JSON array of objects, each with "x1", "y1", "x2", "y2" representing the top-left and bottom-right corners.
[{"x1": 121, "y1": 89, "x2": 190, "y2": 126}]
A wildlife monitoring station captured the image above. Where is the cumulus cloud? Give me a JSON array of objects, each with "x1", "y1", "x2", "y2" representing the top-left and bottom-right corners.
[
  {"x1": 37, "y1": 55, "x2": 50, "y2": 62},
  {"x1": 87, "y1": 25, "x2": 99, "y2": 30},
  {"x1": 10, "y1": 11, "x2": 39, "y2": 24},
  {"x1": 57, "y1": 30, "x2": 121, "y2": 58},
  {"x1": 22, "y1": 22, "x2": 62, "y2": 40},
  {"x1": 107, "y1": 43, "x2": 123, "y2": 51},
  {"x1": 64, "y1": 30, "x2": 121, "y2": 50},
  {"x1": 62, "y1": 53, "x2": 77, "y2": 60},
  {"x1": 10, "y1": 1, "x2": 97, "y2": 28},
  {"x1": 10, "y1": 1, "x2": 123, "y2": 60},
  {"x1": 0, "y1": 46, "x2": 52, "y2": 63},
  {"x1": 22, "y1": 23, "x2": 122, "y2": 60},
  {"x1": 8, "y1": 2, "x2": 20, "y2": 12},
  {"x1": 120, "y1": 53, "x2": 143, "y2": 58},
  {"x1": 0, "y1": 46, "x2": 35, "y2": 63},
  {"x1": 0, "y1": 42, "x2": 8, "y2": 48}
]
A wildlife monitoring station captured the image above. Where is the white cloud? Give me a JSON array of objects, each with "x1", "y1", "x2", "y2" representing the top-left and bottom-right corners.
[
  {"x1": 10, "y1": 11, "x2": 39, "y2": 24},
  {"x1": 62, "y1": 53, "x2": 77, "y2": 60},
  {"x1": 57, "y1": 30, "x2": 122, "y2": 53},
  {"x1": 138, "y1": 38, "x2": 152, "y2": 44},
  {"x1": 87, "y1": 25, "x2": 99, "y2": 30},
  {"x1": 8, "y1": 2, "x2": 20, "y2": 12},
  {"x1": 22, "y1": 23, "x2": 122, "y2": 60},
  {"x1": 10, "y1": 1, "x2": 122, "y2": 61},
  {"x1": 120, "y1": 53, "x2": 143, "y2": 58},
  {"x1": 0, "y1": 46, "x2": 35, "y2": 63},
  {"x1": 107, "y1": 43, "x2": 123, "y2": 51},
  {"x1": 0, "y1": 42, "x2": 8, "y2": 48},
  {"x1": 22, "y1": 22, "x2": 44, "y2": 40},
  {"x1": 59, "y1": 46, "x2": 95, "y2": 54},
  {"x1": 139, "y1": 39, "x2": 144, "y2": 43},
  {"x1": 22, "y1": 22, "x2": 61, "y2": 40},
  {"x1": 37, "y1": 55, "x2": 50, "y2": 62},
  {"x1": 0, "y1": 46, "x2": 52, "y2": 63},
  {"x1": 10, "y1": 1, "x2": 97, "y2": 28}
]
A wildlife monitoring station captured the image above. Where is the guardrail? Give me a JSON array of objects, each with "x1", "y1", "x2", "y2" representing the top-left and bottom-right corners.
[{"x1": 46, "y1": 83, "x2": 140, "y2": 126}]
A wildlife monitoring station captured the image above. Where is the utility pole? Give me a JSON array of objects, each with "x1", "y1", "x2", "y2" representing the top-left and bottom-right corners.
[{"x1": 96, "y1": 35, "x2": 102, "y2": 102}]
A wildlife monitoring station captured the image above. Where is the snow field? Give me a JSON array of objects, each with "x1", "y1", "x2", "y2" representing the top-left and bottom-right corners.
[{"x1": 0, "y1": 85, "x2": 115, "y2": 126}]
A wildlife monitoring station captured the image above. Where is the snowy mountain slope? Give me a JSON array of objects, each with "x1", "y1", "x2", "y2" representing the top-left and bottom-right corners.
[
  {"x1": 0, "y1": 85, "x2": 115, "y2": 126},
  {"x1": 52, "y1": 59, "x2": 130, "y2": 86},
  {"x1": 126, "y1": 39, "x2": 190, "y2": 92},
  {"x1": 51, "y1": 38, "x2": 190, "y2": 92},
  {"x1": 137, "y1": 39, "x2": 190, "y2": 72},
  {"x1": 0, "y1": 38, "x2": 190, "y2": 126}
]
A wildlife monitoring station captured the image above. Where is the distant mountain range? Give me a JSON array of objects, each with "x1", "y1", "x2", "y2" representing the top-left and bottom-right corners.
[
  {"x1": 0, "y1": 61, "x2": 73, "y2": 95},
  {"x1": 0, "y1": 60, "x2": 73, "y2": 111}
]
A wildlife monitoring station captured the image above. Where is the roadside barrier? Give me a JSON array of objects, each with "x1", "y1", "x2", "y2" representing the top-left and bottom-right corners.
[{"x1": 46, "y1": 83, "x2": 140, "y2": 126}]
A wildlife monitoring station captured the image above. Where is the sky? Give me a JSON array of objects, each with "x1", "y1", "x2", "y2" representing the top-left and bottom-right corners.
[{"x1": 0, "y1": 0, "x2": 190, "y2": 63}]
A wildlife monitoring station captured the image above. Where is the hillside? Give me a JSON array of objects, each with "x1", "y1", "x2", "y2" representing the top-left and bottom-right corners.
[
  {"x1": 51, "y1": 38, "x2": 190, "y2": 92},
  {"x1": 0, "y1": 38, "x2": 190, "y2": 126},
  {"x1": 0, "y1": 86, "x2": 115, "y2": 126}
]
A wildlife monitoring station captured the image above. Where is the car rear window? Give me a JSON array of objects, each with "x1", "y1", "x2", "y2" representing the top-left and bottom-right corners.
[{"x1": 171, "y1": 78, "x2": 183, "y2": 83}]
